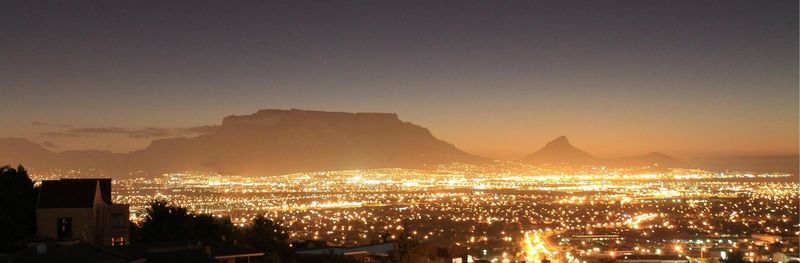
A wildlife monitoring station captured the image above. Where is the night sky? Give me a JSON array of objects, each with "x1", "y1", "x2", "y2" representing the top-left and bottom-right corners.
[{"x1": 1, "y1": 0, "x2": 797, "y2": 158}]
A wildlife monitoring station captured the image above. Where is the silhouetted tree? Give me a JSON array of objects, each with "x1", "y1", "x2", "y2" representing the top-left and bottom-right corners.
[
  {"x1": 0, "y1": 165, "x2": 37, "y2": 253},
  {"x1": 240, "y1": 214, "x2": 291, "y2": 263},
  {"x1": 135, "y1": 201, "x2": 296, "y2": 261},
  {"x1": 394, "y1": 221, "x2": 426, "y2": 263},
  {"x1": 137, "y1": 200, "x2": 233, "y2": 243}
]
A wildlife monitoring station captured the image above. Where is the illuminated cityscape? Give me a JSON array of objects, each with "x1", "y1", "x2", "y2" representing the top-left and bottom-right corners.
[
  {"x1": 29, "y1": 163, "x2": 799, "y2": 262},
  {"x1": 0, "y1": 1, "x2": 797, "y2": 262}
]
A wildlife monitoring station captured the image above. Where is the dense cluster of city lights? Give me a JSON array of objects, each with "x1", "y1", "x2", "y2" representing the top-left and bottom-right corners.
[{"x1": 29, "y1": 163, "x2": 799, "y2": 262}]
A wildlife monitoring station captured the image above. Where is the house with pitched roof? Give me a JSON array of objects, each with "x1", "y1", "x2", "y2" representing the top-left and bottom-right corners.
[{"x1": 36, "y1": 178, "x2": 130, "y2": 246}]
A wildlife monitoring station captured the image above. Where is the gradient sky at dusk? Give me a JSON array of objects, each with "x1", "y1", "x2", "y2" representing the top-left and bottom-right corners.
[{"x1": 1, "y1": 0, "x2": 797, "y2": 159}]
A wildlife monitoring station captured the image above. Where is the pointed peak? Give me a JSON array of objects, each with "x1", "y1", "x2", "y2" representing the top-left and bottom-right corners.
[
  {"x1": 522, "y1": 136, "x2": 594, "y2": 164},
  {"x1": 546, "y1": 136, "x2": 571, "y2": 147},
  {"x1": 539, "y1": 136, "x2": 585, "y2": 153}
]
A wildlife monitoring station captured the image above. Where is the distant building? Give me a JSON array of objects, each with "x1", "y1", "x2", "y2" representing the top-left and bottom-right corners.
[
  {"x1": 296, "y1": 242, "x2": 397, "y2": 262},
  {"x1": 36, "y1": 178, "x2": 130, "y2": 246},
  {"x1": 751, "y1": 234, "x2": 782, "y2": 245}
]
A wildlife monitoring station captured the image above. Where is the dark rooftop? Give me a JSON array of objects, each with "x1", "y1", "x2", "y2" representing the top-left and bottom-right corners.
[
  {"x1": 10, "y1": 241, "x2": 131, "y2": 263},
  {"x1": 60, "y1": 178, "x2": 112, "y2": 205},
  {"x1": 108, "y1": 241, "x2": 259, "y2": 263},
  {"x1": 37, "y1": 180, "x2": 100, "y2": 209}
]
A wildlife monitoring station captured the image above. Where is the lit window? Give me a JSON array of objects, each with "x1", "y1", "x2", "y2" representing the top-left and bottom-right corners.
[{"x1": 112, "y1": 237, "x2": 125, "y2": 246}]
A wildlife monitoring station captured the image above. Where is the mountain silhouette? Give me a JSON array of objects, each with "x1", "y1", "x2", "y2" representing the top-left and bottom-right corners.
[
  {"x1": 0, "y1": 138, "x2": 121, "y2": 169},
  {"x1": 2, "y1": 116, "x2": 791, "y2": 175},
  {"x1": 522, "y1": 136, "x2": 685, "y2": 169},
  {"x1": 522, "y1": 136, "x2": 595, "y2": 165},
  {"x1": 0, "y1": 109, "x2": 485, "y2": 176},
  {"x1": 0, "y1": 138, "x2": 58, "y2": 166}
]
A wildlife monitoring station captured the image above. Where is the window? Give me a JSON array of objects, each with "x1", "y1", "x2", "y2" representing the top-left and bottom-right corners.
[
  {"x1": 111, "y1": 236, "x2": 125, "y2": 246},
  {"x1": 111, "y1": 214, "x2": 127, "y2": 228},
  {"x1": 57, "y1": 217, "x2": 72, "y2": 239}
]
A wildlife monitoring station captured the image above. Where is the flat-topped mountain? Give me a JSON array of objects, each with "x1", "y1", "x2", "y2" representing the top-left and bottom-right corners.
[
  {"x1": 0, "y1": 109, "x2": 485, "y2": 176},
  {"x1": 522, "y1": 136, "x2": 685, "y2": 169},
  {"x1": 126, "y1": 109, "x2": 485, "y2": 175}
]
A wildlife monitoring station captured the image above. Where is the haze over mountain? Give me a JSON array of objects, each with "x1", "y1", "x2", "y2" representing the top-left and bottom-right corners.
[
  {"x1": 522, "y1": 136, "x2": 685, "y2": 169},
  {"x1": 1, "y1": 109, "x2": 796, "y2": 176},
  {"x1": 0, "y1": 109, "x2": 485, "y2": 176}
]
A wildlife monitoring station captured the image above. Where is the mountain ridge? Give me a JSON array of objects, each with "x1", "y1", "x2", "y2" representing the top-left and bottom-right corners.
[
  {"x1": 1, "y1": 112, "x2": 795, "y2": 175},
  {"x1": 521, "y1": 136, "x2": 685, "y2": 169},
  {"x1": 0, "y1": 109, "x2": 486, "y2": 176}
]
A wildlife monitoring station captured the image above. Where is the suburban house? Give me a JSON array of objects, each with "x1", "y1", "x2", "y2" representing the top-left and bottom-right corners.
[{"x1": 36, "y1": 178, "x2": 130, "y2": 246}]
